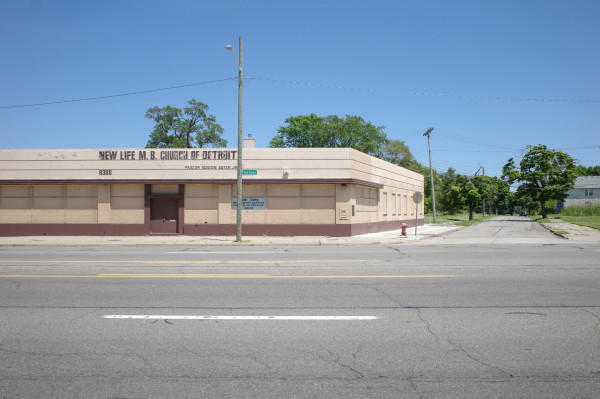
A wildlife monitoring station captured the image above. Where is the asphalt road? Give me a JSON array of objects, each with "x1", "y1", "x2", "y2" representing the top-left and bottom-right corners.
[{"x1": 1, "y1": 218, "x2": 599, "y2": 398}]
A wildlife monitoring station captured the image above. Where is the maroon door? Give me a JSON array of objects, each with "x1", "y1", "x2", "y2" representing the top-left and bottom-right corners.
[{"x1": 150, "y1": 199, "x2": 178, "y2": 234}]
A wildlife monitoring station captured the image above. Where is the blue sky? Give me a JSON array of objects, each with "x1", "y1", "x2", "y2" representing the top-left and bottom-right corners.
[{"x1": 1, "y1": 0, "x2": 599, "y2": 178}]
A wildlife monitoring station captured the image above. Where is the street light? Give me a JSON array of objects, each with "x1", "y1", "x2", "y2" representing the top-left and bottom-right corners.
[{"x1": 225, "y1": 37, "x2": 243, "y2": 242}]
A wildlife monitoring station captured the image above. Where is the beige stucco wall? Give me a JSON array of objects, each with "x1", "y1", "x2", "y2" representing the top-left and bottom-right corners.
[
  {"x1": 185, "y1": 184, "x2": 219, "y2": 224},
  {"x1": 0, "y1": 184, "x2": 144, "y2": 224},
  {"x1": 0, "y1": 148, "x2": 422, "y2": 185},
  {"x1": 0, "y1": 184, "x2": 97, "y2": 224},
  {"x1": 229, "y1": 184, "x2": 336, "y2": 225},
  {"x1": 182, "y1": 183, "x2": 338, "y2": 226},
  {"x1": 0, "y1": 185, "x2": 33, "y2": 223},
  {"x1": 111, "y1": 184, "x2": 144, "y2": 224}
]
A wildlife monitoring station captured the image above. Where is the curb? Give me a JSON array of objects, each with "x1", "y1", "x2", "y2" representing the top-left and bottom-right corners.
[
  {"x1": 0, "y1": 225, "x2": 458, "y2": 247},
  {"x1": 538, "y1": 222, "x2": 569, "y2": 239}
]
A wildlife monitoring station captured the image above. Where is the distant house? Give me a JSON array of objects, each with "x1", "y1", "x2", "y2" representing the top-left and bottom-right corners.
[{"x1": 562, "y1": 176, "x2": 600, "y2": 209}]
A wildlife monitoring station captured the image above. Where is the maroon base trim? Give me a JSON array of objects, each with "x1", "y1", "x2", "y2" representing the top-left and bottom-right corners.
[
  {"x1": 0, "y1": 219, "x2": 424, "y2": 237},
  {"x1": 184, "y1": 219, "x2": 424, "y2": 237},
  {"x1": 184, "y1": 224, "x2": 354, "y2": 237}
]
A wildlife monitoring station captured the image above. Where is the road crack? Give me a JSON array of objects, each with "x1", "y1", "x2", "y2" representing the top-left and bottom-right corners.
[
  {"x1": 446, "y1": 338, "x2": 513, "y2": 378},
  {"x1": 407, "y1": 376, "x2": 424, "y2": 399},
  {"x1": 578, "y1": 307, "x2": 600, "y2": 334},
  {"x1": 183, "y1": 347, "x2": 272, "y2": 371},
  {"x1": 415, "y1": 308, "x2": 513, "y2": 378},
  {"x1": 367, "y1": 285, "x2": 405, "y2": 308},
  {"x1": 415, "y1": 308, "x2": 440, "y2": 342},
  {"x1": 296, "y1": 348, "x2": 365, "y2": 378}
]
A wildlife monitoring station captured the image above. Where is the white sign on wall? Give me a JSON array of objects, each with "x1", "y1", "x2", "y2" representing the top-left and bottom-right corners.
[{"x1": 231, "y1": 198, "x2": 266, "y2": 210}]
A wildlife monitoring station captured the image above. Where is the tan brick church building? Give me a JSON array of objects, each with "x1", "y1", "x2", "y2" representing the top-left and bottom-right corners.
[{"x1": 0, "y1": 140, "x2": 424, "y2": 237}]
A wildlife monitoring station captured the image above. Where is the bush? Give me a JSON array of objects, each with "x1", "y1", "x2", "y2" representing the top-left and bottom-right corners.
[{"x1": 561, "y1": 204, "x2": 600, "y2": 216}]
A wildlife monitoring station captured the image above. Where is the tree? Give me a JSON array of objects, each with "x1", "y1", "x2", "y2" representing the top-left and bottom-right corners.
[
  {"x1": 502, "y1": 144, "x2": 577, "y2": 218},
  {"x1": 269, "y1": 114, "x2": 388, "y2": 157},
  {"x1": 496, "y1": 186, "x2": 515, "y2": 215},
  {"x1": 446, "y1": 184, "x2": 466, "y2": 215},
  {"x1": 380, "y1": 139, "x2": 418, "y2": 170},
  {"x1": 463, "y1": 178, "x2": 482, "y2": 220},
  {"x1": 438, "y1": 167, "x2": 461, "y2": 213},
  {"x1": 443, "y1": 175, "x2": 481, "y2": 220},
  {"x1": 574, "y1": 165, "x2": 600, "y2": 176},
  {"x1": 145, "y1": 99, "x2": 226, "y2": 148},
  {"x1": 473, "y1": 176, "x2": 511, "y2": 215},
  {"x1": 515, "y1": 185, "x2": 540, "y2": 215},
  {"x1": 489, "y1": 177, "x2": 512, "y2": 214}
]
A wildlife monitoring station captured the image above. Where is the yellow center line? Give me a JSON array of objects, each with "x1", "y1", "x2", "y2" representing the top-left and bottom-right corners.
[{"x1": 0, "y1": 274, "x2": 455, "y2": 279}]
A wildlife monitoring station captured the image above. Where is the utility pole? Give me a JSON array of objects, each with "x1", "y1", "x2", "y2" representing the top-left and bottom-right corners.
[
  {"x1": 423, "y1": 128, "x2": 436, "y2": 223},
  {"x1": 482, "y1": 166, "x2": 485, "y2": 217},
  {"x1": 225, "y1": 37, "x2": 243, "y2": 242},
  {"x1": 236, "y1": 37, "x2": 243, "y2": 242},
  {"x1": 475, "y1": 165, "x2": 485, "y2": 218}
]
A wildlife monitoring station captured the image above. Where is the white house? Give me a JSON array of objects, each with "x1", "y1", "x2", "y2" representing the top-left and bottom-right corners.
[{"x1": 562, "y1": 176, "x2": 600, "y2": 208}]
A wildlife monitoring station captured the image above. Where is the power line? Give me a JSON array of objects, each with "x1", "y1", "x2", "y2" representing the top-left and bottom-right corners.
[
  {"x1": 250, "y1": 76, "x2": 600, "y2": 104},
  {"x1": 428, "y1": 149, "x2": 514, "y2": 153},
  {"x1": 0, "y1": 78, "x2": 236, "y2": 109},
  {"x1": 557, "y1": 145, "x2": 600, "y2": 151},
  {"x1": 3, "y1": 75, "x2": 600, "y2": 109},
  {"x1": 434, "y1": 128, "x2": 521, "y2": 151}
]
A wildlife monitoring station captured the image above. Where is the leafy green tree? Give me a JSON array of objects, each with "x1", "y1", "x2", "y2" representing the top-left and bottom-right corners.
[
  {"x1": 269, "y1": 114, "x2": 388, "y2": 157},
  {"x1": 502, "y1": 144, "x2": 577, "y2": 218},
  {"x1": 574, "y1": 165, "x2": 600, "y2": 176},
  {"x1": 446, "y1": 184, "x2": 466, "y2": 214},
  {"x1": 379, "y1": 139, "x2": 417, "y2": 170},
  {"x1": 464, "y1": 180, "x2": 482, "y2": 220},
  {"x1": 410, "y1": 163, "x2": 431, "y2": 212},
  {"x1": 493, "y1": 178, "x2": 514, "y2": 214},
  {"x1": 269, "y1": 114, "x2": 327, "y2": 148},
  {"x1": 473, "y1": 176, "x2": 511, "y2": 215},
  {"x1": 473, "y1": 175, "x2": 490, "y2": 214},
  {"x1": 497, "y1": 187, "x2": 515, "y2": 215},
  {"x1": 436, "y1": 167, "x2": 461, "y2": 213},
  {"x1": 145, "y1": 99, "x2": 226, "y2": 148},
  {"x1": 515, "y1": 185, "x2": 540, "y2": 215},
  {"x1": 446, "y1": 175, "x2": 481, "y2": 220}
]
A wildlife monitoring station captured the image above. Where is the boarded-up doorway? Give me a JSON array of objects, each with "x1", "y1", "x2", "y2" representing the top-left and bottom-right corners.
[{"x1": 150, "y1": 198, "x2": 178, "y2": 234}]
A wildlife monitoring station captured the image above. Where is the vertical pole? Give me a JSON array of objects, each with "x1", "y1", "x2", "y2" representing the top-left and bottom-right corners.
[
  {"x1": 235, "y1": 37, "x2": 243, "y2": 242},
  {"x1": 482, "y1": 166, "x2": 485, "y2": 218},
  {"x1": 415, "y1": 200, "x2": 418, "y2": 237},
  {"x1": 424, "y1": 128, "x2": 436, "y2": 223}
]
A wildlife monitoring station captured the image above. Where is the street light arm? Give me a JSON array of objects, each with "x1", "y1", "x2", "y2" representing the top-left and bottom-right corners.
[{"x1": 225, "y1": 45, "x2": 241, "y2": 71}]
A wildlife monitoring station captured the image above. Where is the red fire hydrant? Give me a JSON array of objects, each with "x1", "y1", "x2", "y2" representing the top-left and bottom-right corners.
[{"x1": 401, "y1": 223, "x2": 408, "y2": 236}]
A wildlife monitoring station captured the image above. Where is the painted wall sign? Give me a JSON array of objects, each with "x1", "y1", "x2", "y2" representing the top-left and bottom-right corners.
[
  {"x1": 98, "y1": 150, "x2": 237, "y2": 161},
  {"x1": 231, "y1": 198, "x2": 266, "y2": 210}
]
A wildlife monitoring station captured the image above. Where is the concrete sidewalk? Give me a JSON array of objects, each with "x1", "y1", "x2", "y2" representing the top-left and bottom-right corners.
[
  {"x1": 540, "y1": 218, "x2": 600, "y2": 242},
  {"x1": 2, "y1": 219, "x2": 597, "y2": 246},
  {"x1": 0, "y1": 224, "x2": 460, "y2": 246}
]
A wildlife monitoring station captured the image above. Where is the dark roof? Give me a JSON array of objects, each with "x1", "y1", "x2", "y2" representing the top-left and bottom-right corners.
[{"x1": 574, "y1": 176, "x2": 600, "y2": 189}]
